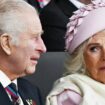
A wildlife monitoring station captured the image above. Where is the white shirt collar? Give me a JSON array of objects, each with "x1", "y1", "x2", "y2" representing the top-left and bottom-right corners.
[
  {"x1": 69, "y1": 0, "x2": 85, "y2": 8},
  {"x1": 0, "y1": 70, "x2": 17, "y2": 88}
]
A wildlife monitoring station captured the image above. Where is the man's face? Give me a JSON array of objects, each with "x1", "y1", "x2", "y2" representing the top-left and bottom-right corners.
[
  {"x1": 9, "y1": 11, "x2": 46, "y2": 77},
  {"x1": 84, "y1": 30, "x2": 105, "y2": 83}
]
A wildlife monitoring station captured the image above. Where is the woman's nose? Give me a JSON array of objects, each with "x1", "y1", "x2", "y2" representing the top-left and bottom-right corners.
[{"x1": 102, "y1": 48, "x2": 105, "y2": 61}]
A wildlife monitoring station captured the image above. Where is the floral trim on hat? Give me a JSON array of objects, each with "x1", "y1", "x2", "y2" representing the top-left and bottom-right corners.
[{"x1": 65, "y1": 1, "x2": 105, "y2": 53}]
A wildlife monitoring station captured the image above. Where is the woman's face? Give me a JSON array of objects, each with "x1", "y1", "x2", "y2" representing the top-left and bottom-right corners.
[{"x1": 84, "y1": 30, "x2": 105, "y2": 83}]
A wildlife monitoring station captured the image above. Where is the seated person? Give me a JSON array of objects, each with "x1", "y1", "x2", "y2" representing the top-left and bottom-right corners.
[
  {"x1": 46, "y1": 1, "x2": 105, "y2": 105},
  {"x1": 0, "y1": 0, "x2": 46, "y2": 105}
]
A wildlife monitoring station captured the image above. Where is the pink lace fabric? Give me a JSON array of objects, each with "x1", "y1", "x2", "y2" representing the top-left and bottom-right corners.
[
  {"x1": 57, "y1": 90, "x2": 82, "y2": 105},
  {"x1": 65, "y1": 1, "x2": 105, "y2": 52}
]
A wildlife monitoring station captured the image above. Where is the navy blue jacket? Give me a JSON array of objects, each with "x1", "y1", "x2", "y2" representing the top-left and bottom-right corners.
[{"x1": 0, "y1": 78, "x2": 43, "y2": 105}]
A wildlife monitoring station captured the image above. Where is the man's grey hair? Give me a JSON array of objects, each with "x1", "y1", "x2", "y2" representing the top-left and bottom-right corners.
[{"x1": 0, "y1": 0, "x2": 37, "y2": 45}]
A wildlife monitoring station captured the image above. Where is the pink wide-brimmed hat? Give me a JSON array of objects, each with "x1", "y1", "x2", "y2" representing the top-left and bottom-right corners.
[{"x1": 65, "y1": 1, "x2": 105, "y2": 54}]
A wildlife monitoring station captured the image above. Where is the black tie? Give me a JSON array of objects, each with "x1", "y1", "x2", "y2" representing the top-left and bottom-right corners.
[{"x1": 5, "y1": 83, "x2": 20, "y2": 105}]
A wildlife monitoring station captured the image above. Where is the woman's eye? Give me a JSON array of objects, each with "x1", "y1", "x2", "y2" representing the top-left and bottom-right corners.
[{"x1": 89, "y1": 46, "x2": 99, "y2": 52}]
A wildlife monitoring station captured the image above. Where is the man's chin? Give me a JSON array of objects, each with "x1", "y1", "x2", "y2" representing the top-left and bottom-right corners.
[{"x1": 25, "y1": 67, "x2": 36, "y2": 75}]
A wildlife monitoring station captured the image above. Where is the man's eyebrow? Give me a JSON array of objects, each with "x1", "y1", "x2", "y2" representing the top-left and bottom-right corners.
[{"x1": 32, "y1": 30, "x2": 43, "y2": 36}]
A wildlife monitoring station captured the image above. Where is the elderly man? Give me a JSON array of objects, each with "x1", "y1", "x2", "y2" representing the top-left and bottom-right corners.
[{"x1": 0, "y1": 0, "x2": 46, "y2": 105}]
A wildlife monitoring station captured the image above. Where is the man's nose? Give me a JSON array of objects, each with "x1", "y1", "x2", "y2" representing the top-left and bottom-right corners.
[
  {"x1": 39, "y1": 37, "x2": 47, "y2": 53},
  {"x1": 41, "y1": 39, "x2": 47, "y2": 53}
]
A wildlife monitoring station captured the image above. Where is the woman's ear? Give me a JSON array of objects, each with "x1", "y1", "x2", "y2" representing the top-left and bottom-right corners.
[{"x1": 0, "y1": 34, "x2": 12, "y2": 55}]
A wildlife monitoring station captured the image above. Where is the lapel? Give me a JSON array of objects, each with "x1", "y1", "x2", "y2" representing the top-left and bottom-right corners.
[
  {"x1": 17, "y1": 80, "x2": 28, "y2": 105},
  {"x1": 19, "y1": 94, "x2": 29, "y2": 105},
  {"x1": 55, "y1": 0, "x2": 77, "y2": 17},
  {"x1": 0, "y1": 83, "x2": 13, "y2": 105},
  {"x1": 42, "y1": 0, "x2": 69, "y2": 26},
  {"x1": 17, "y1": 78, "x2": 35, "y2": 105},
  {"x1": 17, "y1": 78, "x2": 43, "y2": 105},
  {"x1": 42, "y1": 0, "x2": 77, "y2": 27}
]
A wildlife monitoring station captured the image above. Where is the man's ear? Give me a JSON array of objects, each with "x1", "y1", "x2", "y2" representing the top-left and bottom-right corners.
[{"x1": 0, "y1": 34, "x2": 12, "y2": 55}]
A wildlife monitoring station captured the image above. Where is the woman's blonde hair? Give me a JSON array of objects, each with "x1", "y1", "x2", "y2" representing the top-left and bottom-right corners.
[{"x1": 64, "y1": 40, "x2": 88, "y2": 75}]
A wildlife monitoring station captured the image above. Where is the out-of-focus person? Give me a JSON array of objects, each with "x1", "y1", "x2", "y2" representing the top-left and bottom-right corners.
[{"x1": 40, "y1": 0, "x2": 91, "y2": 51}]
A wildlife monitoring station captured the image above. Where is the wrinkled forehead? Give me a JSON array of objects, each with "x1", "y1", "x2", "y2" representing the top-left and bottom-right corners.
[{"x1": 22, "y1": 9, "x2": 43, "y2": 36}]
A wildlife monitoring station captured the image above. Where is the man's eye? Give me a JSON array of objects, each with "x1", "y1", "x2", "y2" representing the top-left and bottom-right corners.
[
  {"x1": 89, "y1": 46, "x2": 99, "y2": 52},
  {"x1": 32, "y1": 36, "x2": 39, "y2": 41},
  {"x1": 34, "y1": 37, "x2": 38, "y2": 40}
]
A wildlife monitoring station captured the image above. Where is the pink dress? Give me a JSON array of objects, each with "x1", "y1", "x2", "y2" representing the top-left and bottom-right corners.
[{"x1": 57, "y1": 89, "x2": 82, "y2": 105}]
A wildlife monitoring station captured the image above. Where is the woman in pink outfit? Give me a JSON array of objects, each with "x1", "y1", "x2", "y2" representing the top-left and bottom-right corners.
[{"x1": 46, "y1": 1, "x2": 105, "y2": 105}]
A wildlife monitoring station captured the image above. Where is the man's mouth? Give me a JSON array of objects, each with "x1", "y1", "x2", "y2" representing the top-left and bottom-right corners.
[{"x1": 30, "y1": 57, "x2": 40, "y2": 65}]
